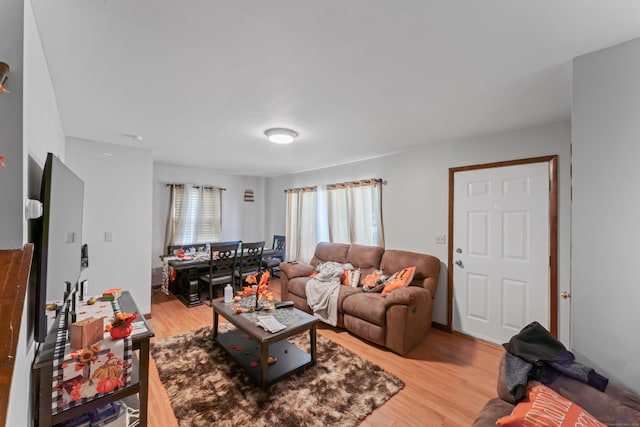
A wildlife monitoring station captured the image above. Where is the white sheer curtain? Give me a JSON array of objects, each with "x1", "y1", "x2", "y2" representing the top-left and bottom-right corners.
[
  {"x1": 326, "y1": 179, "x2": 384, "y2": 247},
  {"x1": 285, "y1": 187, "x2": 317, "y2": 263},
  {"x1": 285, "y1": 179, "x2": 384, "y2": 263},
  {"x1": 165, "y1": 184, "x2": 222, "y2": 248}
]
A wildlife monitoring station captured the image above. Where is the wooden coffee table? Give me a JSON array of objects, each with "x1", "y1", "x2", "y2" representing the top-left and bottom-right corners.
[{"x1": 212, "y1": 300, "x2": 318, "y2": 390}]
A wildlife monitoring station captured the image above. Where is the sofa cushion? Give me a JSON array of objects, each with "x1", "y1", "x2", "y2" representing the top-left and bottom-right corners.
[
  {"x1": 380, "y1": 249, "x2": 441, "y2": 298},
  {"x1": 496, "y1": 381, "x2": 606, "y2": 427},
  {"x1": 337, "y1": 286, "x2": 361, "y2": 313},
  {"x1": 347, "y1": 244, "x2": 385, "y2": 278},
  {"x1": 342, "y1": 293, "x2": 386, "y2": 326},
  {"x1": 381, "y1": 266, "x2": 416, "y2": 297},
  {"x1": 310, "y1": 242, "x2": 350, "y2": 266}
]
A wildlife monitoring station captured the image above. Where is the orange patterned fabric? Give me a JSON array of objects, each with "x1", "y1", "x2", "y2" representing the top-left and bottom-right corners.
[
  {"x1": 340, "y1": 269, "x2": 350, "y2": 285},
  {"x1": 381, "y1": 266, "x2": 416, "y2": 296},
  {"x1": 361, "y1": 271, "x2": 385, "y2": 288},
  {"x1": 497, "y1": 381, "x2": 606, "y2": 427}
]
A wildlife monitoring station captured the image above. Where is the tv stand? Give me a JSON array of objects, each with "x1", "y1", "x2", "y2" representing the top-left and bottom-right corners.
[{"x1": 33, "y1": 291, "x2": 154, "y2": 426}]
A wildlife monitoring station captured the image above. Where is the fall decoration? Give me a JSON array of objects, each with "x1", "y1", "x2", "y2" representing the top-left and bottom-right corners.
[
  {"x1": 105, "y1": 311, "x2": 137, "y2": 339},
  {"x1": 239, "y1": 270, "x2": 273, "y2": 310}
]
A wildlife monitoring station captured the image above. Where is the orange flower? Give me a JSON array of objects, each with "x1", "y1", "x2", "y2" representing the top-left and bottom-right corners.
[{"x1": 109, "y1": 311, "x2": 137, "y2": 328}]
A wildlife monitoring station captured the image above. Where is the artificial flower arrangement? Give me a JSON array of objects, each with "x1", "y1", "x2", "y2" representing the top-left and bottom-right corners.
[
  {"x1": 235, "y1": 270, "x2": 273, "y2": 312},
  {"x1": 104, "y1": 311, "x2": 137, "y2": 339}
]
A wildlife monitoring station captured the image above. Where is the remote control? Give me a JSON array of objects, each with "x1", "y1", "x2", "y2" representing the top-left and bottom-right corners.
[{"x1": 275, "y1": 301, "x2": 294, "y2": 309}]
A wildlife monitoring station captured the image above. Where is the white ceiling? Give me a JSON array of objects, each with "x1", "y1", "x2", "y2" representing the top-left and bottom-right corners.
[{"x1": 30, "y1": 1, "x2": 640, "y2": 177}]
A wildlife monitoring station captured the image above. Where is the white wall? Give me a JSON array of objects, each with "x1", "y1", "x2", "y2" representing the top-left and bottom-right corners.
[
  {"x1": 152, "y1": 163, "x2": 265, "y2": 269},
  {"x1": 0, "y1": 0, "x2": 24, "y2": 250},
  {"x1": 66, "y1": 139, "x2": 153, "y2": 316},
  {"x1": 572, "y1": 37, "x2": 640, "y2": 396},
  {"x1": 7, "y1": 1, "x2": 68, "y2": 425},
  {"x1": 266, "y1": 121, "x2": 572, "y2": 331}
]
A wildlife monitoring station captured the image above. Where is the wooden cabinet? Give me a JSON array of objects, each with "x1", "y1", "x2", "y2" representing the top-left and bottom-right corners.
[{"x1": 33, "y1": 291, "x2": 154, "y2": 426}]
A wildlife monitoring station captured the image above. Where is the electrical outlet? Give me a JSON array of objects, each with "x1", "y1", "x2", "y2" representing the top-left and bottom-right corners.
[{"x1": 435, "y1": 234, "x2": 446, "y2": 245}]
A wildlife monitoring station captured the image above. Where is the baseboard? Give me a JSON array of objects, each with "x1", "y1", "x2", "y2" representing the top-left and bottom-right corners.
[{"x1": 431, "y1": 321, "x2": 449, "y2": 332}]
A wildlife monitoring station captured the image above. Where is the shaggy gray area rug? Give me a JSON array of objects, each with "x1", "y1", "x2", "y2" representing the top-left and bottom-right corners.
[{"x1": 150, "y1": 324, "x2": 404, "y2": 427}]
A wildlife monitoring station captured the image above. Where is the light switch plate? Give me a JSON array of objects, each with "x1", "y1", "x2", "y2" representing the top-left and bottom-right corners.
[{"x1": 436, "y1": 234, "x2": 446, "y2": 244}]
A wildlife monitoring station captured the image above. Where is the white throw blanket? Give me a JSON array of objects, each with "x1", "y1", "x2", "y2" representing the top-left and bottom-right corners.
[{"x1": 305, "y1": 262, "x2": 351, "y2": 326}]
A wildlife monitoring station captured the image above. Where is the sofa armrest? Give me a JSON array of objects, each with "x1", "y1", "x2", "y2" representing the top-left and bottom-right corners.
[
  {"x1": 383, "y1": 286, "x2": 431, "y2": 308},
  {"x1": 471, "y1": 397, "x2": 514, "y2": 427},
  {"x1": 279, "y1": 262, "x2": 315, "y2": 279}
]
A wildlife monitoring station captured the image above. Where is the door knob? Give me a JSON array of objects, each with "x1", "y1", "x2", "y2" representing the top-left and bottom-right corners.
[
  {"x1": 560, "y1": 291, "x2": 571, "y2": 299},
  {"x1": 455, "y1": 260, "x2": 463, "y2": 268}
]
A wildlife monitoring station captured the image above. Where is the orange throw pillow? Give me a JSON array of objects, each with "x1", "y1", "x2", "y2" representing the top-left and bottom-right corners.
[
  {"x1": 362, "y1": 271, "x2": 385, "y2": 288},
  {"x1": 381, "y1": 266, "x2": 416, "y2": 296},
  {"x1": 496, "y1": 381, "x2": 606, "y2": 427},
  {"x1": 340, "y1": 269, "x2": 350, "y2": 285}
]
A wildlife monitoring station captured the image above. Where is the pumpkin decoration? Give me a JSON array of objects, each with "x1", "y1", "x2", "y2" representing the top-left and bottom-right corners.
[
  {"x1": 105, "y1": 311, "x2": 137, "y2": 339},
  {"x1": 109, "y1": 324, "x2": 133, "y2": 339},
  {"x1": 92, "y1": 359, "x2": 123, "y2": 380},
  {"x1": 96, "y1": 376, "x2": 122, "y2": 394}
]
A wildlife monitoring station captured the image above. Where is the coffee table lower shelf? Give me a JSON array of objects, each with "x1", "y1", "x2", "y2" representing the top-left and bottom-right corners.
[{"x1": 216, "y1": 328, "x2": 313, "y2": 389}]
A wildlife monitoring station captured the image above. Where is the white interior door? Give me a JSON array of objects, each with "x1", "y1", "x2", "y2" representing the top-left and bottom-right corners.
[{"x1": 452, "y1": 162, "x2": 550, "y2": 345}]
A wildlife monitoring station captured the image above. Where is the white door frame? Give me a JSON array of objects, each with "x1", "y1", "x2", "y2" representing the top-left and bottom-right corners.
[{"x1": 447, "y1": 155, "x2": 559, "y2": 337}]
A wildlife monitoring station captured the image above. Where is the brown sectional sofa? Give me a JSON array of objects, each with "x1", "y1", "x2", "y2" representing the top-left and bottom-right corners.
[
  {"x1": 472, "y1": 352, "x2": 640, "y2": 426},
  {"x1": 279, "y1": 242, "x2": 441, "y2": 355}
]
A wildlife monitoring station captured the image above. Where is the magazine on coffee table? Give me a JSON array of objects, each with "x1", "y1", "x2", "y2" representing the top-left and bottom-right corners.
[{"x1": 255, "y1": 315, "x2": 287, "y2": 333}]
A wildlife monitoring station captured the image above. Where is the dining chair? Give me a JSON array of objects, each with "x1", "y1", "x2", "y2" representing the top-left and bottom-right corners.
[
  {"x1": 198, "y1": 241, "x2": 240, "y2": 306},
  {"x1": 262, "y1": 235, "x2": 285, "y2": 277},
  {"x1": 236, "y1": 241, "x2": 265, "y2": 289}
]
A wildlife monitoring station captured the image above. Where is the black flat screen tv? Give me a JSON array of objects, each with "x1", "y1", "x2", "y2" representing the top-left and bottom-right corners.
[{"x1": 34, "y1": 152, "x2": 84, "y2": 342}]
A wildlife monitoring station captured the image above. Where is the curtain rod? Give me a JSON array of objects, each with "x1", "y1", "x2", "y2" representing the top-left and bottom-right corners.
[
  {"x1": 284, "y1": 186, "x2": 317, "y2": 193},
  {"x1": 284, "y1": 178, "x2": 385, "y2": 193},
  {"x1": 166, "y1": 183, "x2": 227, "y2": 191}
]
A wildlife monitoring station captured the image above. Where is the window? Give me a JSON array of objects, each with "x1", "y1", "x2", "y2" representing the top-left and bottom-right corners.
[
  {"x1": 165, "y1": 184, "x2": 222, "y2": 246},
  {"x1": 286, "y1": 179, "x2": 384, "y2": 262}
]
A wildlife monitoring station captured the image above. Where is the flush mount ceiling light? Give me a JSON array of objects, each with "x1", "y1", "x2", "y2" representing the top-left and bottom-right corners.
[{"x1": 264, "y1": 128, "x2": 298, "y2": 144}]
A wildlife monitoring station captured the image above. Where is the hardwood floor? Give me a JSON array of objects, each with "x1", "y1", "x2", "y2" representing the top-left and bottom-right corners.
[{"x1": 146, "y1": 279, "x2": 503, "y2": 426}]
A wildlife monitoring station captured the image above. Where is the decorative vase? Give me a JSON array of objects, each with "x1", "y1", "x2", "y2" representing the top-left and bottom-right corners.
[{"x1": 109, "y1": 325, "x2": 132, "y2": 340}]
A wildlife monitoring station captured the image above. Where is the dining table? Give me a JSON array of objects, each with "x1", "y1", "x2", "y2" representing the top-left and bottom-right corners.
[
  {"x1": 161, "y1": 245, "x2": 285, "y2": 308},
  {"x1": 161, "y1": 252, "x2": 210, "y2": 307}
]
